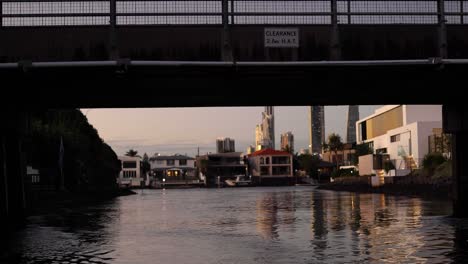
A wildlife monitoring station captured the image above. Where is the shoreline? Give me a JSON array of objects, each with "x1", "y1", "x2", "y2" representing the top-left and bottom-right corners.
[{"x1": 317, "y1": 183, "x2": 452, "y2": 200}]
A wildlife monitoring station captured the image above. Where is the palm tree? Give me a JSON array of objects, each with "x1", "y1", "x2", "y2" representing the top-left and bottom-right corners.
[
  {"x1": 125, "y1": 149, "x2": 138, "y2": 157},
  {"x1": 324, "y1": 133, "x2": 344, "y2": 168}
]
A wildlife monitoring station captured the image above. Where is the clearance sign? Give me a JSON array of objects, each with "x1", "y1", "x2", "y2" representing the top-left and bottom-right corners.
[{"x1": 264, "y1": 28, "x2": 299, "y2": 48}]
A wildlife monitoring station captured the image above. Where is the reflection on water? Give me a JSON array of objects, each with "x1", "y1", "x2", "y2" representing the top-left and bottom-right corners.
[{"x1": 2, "y1": 187, "x2": 468, "y2": 263}]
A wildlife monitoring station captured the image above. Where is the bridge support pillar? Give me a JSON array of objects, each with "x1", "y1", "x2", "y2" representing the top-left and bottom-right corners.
[
  {"x1": 0, "y1": 110, "x2": 27, "y2": 227},
  {"x1": 443, "y1": 105, "x2": 468, "y2": 217}
]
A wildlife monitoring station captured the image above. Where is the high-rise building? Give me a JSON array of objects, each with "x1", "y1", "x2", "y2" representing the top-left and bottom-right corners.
[
  {"x1": 309, "y1": 106, "x2": 325, "y2": 154},
  {"x1": 280, "y1": 131, "x2": 294, "y2": 153},
  {"x1": 216, "y1": 137, "x2": 235, "y2": 153},
  {"x1": 246, "y1": 145, "x2": 256, "y2": 155},
  {"x1": 255, "y1": 106, "x2": 275, "y2": 150},
  {"x1": 255, "y1": 124, "x2": 263, "y2": 150},
  {"x1": 346, "y1": 105, "x2": 359, "y2": 143}
]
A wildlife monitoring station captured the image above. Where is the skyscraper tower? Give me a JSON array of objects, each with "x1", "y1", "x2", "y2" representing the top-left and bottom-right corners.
[
  {"x1": 255, "y1": 106, "x2": 275, "y2": 150},
  {"x1": 216, "y1": 137, "x2": 235, "y2": 153},
  {"x1": 346, "y1": 105, "x2": 359, "y2": 143},
  {"x1": 264, "y1": 106, "x2": 275, "y2": 149},
  {"x1": 280, "y1": 132, "x2": 294, "y2": 153},
  {"x1": 309, "y1": 106, "x2": 325, "y2": 154}
]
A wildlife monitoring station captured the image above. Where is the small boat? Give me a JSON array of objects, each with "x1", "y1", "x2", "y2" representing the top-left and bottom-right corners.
[{"x1": 225, "y1": 175, "x2": 252, "y2": 187}]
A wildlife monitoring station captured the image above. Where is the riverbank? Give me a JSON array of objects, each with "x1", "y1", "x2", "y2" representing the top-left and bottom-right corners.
[
  {"x1": 318, "y1": 181, "x2": 452, "y2": 200},
  {"x1": 29, "y1": 188, "x2": 137, "y2": 209}
]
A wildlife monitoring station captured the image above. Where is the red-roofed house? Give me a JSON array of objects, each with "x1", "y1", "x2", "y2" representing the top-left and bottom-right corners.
[{"x1": 248, "y1": 149, "x2": 293, "y2": 184}]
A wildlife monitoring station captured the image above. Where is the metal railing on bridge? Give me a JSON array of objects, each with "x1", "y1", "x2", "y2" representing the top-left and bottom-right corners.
[{"x1": 1, "y1": 0, "x2": 467, "y2": 27}]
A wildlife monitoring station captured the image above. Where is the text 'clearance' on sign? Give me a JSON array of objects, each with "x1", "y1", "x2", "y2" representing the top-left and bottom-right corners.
[{"x1": 264, "y1": 28, "x2": 299, "y2": 48}]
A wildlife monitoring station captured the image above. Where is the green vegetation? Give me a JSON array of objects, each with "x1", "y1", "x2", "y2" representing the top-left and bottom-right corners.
[
  {"x1": 323, "y1": 133, "x2": 344, "y2": 169},
  {"x1": 432, "y1": 160, "x2": 452, "y2": 181},
  {"x1": 323, "y1": 133, "x2": 344, "y2": 155},
  {"x1": 354, "y1": 142, "x2": 374, "y2": 164},
  {"x1": 142, "y1": 153, "x2": 151, "y2": 176},
  {"x1": 125, "y1": 149, "x2": 138, "y2": 157},
  {"x1": 422, "y1": 153, "x2": 447, "y2": 171},
  {"x1": 384, "y1": 160, "x2": 396, "y2": 173},
  {"x1": 27, "y1": 109, "x2": 120, "y2": 192},
  {"x1": 296, "y1": 154, "x2": 320, "y2": 178}
]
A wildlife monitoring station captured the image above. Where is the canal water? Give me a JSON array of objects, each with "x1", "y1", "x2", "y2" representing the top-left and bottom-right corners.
[{"x1": 2, "y1": 187, "x2": 468, "y2": 263}]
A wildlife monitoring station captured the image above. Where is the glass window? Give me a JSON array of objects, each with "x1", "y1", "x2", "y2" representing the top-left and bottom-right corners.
[
  {"x1": 362, "y1": 106, "x2": 403, "y2": 140},
  {"x1": 167, "y1": 160, "x2": 175, "y2": 166},
  {"x1": 376, "y1": 148, "x2": 387, "y2": 154},
  {"x1": 123, "y1": 161, "x2": 137, "y2": 168},
  {"x1": 390, "y1": 134, "x2": 400, "y2": 142},
  {"x1": 179, "y1": 159, "x2": 187, "y2": 165}
]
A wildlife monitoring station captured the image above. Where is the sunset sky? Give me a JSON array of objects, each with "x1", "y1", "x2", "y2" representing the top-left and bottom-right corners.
[{"x1": 81, "y1": 106, "x2": 380, "y2": 157}]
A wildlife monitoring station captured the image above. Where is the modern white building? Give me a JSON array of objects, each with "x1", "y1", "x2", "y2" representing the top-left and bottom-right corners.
[
  {"x1": 356, "y1": 105, "x2": 442, "y2": 179},
  {"x1": 117, "y1": 156, "x2": 143, "y2": 188}
]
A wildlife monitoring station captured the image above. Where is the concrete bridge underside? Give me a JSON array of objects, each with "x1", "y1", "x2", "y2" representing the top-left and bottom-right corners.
[
  {"x1": 0, "y1": 60, "x2": 467, "y2": 221},
  {"x1": 1, "y1": 26, "x2": 468, "y2": 62},
  {"x1": 1, "y1": 24, "x2": 468, "y2": 221}
]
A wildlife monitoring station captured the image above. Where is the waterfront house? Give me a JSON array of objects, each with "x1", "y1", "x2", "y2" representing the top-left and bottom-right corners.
[
  {"x1": 196, "y1": 152, "x2": 246, "y2": 186},
  {"x1": 248, "y1": 149, "x2": 293, "y2": 185},
  {"x1": 117, "y1": 156, "x2": 144, "y2": 188},
  {"x1": 356, "y1": 105, "x2": 442, "y2": 185},
  {"x1": 149, "y1": 154, "x2": 197, "y2": 185}
]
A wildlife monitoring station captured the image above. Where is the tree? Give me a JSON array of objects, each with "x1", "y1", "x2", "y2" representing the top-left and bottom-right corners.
[
  {"x1": 353, "y1": 142, "x2": 374, "y2": 164},
  {"x1": 142, "y1": 153, "x2": 151, "y2": 176},
  {"x1": 27, "y1": 109, "x2": 120, "y2": 193},
  {"x1": 297, "y1": 154, "x2": 321, "y2": 178},
  {"x1": 125, "y1": 149, "x2": 138, "y2": 157},
  {"x1": 282, "y1": 144, "x2": 292, "y2": 154},
  {"x1": 422, "y1": 153, "x2": 447, "y2": 172},
  {"x1": 324, "y1": 133, "x2": 344, "y2": 168}
]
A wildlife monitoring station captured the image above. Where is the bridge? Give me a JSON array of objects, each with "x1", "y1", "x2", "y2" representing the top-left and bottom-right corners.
[{"x1": 1, "y1": 0, "x2": 468, "y2": 222}]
